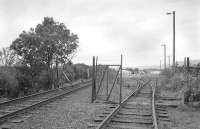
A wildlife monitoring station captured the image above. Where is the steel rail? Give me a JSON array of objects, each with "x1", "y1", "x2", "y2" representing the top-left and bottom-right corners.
[
  {"x1": 0, "y1": 79, "x2": 91, "y2": 106},
  {"x1": 152, "y1": 80, "x2": 158, "y2": 129},
  {"x1": 0, "y1": 80, "x2": 92, "y2": 124},
  {"x1": 96, "y1": 79, "x2": 151, "y2": 129}
]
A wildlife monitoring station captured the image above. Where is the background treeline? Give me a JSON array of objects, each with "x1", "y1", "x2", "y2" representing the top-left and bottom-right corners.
[{"x1": 0, "y1": 17, "x2": 91, "y2": 99}]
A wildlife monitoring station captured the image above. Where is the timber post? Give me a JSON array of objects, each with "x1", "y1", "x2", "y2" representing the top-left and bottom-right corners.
[
  {"x1": 92, "y1": 56, "x2": 96, "y2": 103},
  {"x1": 119, "y1": 55, "x2": 123, "y2": 103}
]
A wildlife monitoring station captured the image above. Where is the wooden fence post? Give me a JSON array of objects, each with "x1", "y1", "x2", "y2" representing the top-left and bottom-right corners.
[
  {"x1": 187, "y1": 57, "x2": 190, "y2": 72},
  {"x1": 92, "y1": 56, "x2": 96, "y2": 103},
  {"x1": 106, "y1": 66, "x2": 109, "y2": 98},
  {"x1": 119, "y1": 55, "x2": 123, "y2": 103}
]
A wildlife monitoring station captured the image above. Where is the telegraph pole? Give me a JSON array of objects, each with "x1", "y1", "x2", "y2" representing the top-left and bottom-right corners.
[
  {"x1": 166, "y1": 11, "x2": 176, "y2": 68},
  {"x1": 160, "y1": 60, "x2": 162, "y2": 70},
  {"x1": 173, "y1": 11, "x2": 175, "y2": 68},
  {"x1": 161, "y1": 44, "x2": 166, "y2": 69}
]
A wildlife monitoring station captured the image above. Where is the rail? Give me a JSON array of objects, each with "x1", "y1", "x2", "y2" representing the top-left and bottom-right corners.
[{"x1": 152, "y1": 80, "x2": 158, "y2": 129}]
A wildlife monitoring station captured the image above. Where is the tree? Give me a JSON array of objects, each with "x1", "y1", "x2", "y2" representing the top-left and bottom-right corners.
[
  {"x1": 11, "y1": 30, "x2": 42, "y2": 67},
  {"x1": 10, "y1": 17, "x2": 79, "y2": 88},
  {"x1": 0, "y1": 47, "x2": 19, "y2": 66},
  {"x1": 35, "y1": 17, "x2": 78, "y2": 68}
]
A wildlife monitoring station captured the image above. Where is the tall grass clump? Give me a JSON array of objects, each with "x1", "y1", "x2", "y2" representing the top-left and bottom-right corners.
[{"x1": 160, "y1": 69, "x2": 185, "y2": 92}]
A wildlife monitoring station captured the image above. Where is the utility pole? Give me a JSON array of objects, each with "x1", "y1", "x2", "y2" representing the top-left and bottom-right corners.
[
  {"x1": 161, "y1": 44, "x2": 166, "y2": 69},
  {"x1": 166, "y1": 11, "x2": 176, "y2": 68},
  {"x1": 184, "y1": 57, "x2": 186, "y2": 67},
  {"x1": 168, "y1": 56, "x2": 170, "y2": 67},
  {"x1": 160, "y1": 60, "x2": 162, "y2": 70},
  {"x1": 173, "y1": 11, "x2": 175, "y2": 68}
]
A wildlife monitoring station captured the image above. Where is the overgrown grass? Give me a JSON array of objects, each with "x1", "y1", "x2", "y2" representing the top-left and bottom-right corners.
[
  {"x1": 159, "y1": 69, "x2": 185, "y2": 92},
  {"x1": 159, "y1": 68, "x2": 200, "y2": 104}
]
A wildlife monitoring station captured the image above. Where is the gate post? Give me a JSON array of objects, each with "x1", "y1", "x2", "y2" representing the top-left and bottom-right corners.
[
  {"x1": 106, "y1": 66, "x2": 109, "y2": 98},
  {"x1": 186, "y1": 57, "x2": 190, "y2": 72},
  {"x1": 92, "y1": 56, "x2": 96, "y2": 103},
  {"x1": 119, "y1": 55, "x2": 123, "y2": 103}
]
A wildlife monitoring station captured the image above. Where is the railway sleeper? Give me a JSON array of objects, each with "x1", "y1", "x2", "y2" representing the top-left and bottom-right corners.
[
  {"x1": 117, "y1": 112, "x2": 152, "y2": 116},
  {"x1": 110, "y1": 118, "x2": 153, "y2": 125},
  {"x1": 119, "y1": 109, "x2": 152, "y2": 114},
  {"x1": 156, "y1": 110, "x2": 168, "y2": 114},
  {"x1": 125, "y1": 101, "x2": 151, "y2": 106},
  {"x1": 107, "y1": 124, "x2": 150, "y2": 129},
  {"x1": 155, "y1": 107, "x2": 167, "y2": 111},
  {"x1": 158, "y1": 96, "x2": 181, "y2": 101},
  {"x1": 114, "y1": 115, "x2": 153, "y2": 120},
  {"x1": 121, "y1": 108, "x2": 151, "y2": 111},
  {"x1": 156, "y1": 104, "x2": 178, "y2": 108},
  {"x1": 156, "y1": 103, "x2": 178, "y2": 108},
  {"x1": 157, "y1": 117, "x2": 170, "y2": 122},
  {"x1": 122, "y1": 104, "x2": 151, "y2": 109},
  {"x1": 157, "y1": 113, "x2": 169, "y2": 118}
]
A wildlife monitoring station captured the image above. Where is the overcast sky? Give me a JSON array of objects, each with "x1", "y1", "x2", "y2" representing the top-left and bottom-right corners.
[{"x1": 0, "y1": 0, "x2": 200, "y2": 67}]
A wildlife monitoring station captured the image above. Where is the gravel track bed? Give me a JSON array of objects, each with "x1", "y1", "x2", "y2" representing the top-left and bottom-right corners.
[
  {"x1": 0, "y1": 78, "x2": 135, "y2": 129},
  {"x1": 1, "y1": 86, "x2": 107, "y2": 129}
]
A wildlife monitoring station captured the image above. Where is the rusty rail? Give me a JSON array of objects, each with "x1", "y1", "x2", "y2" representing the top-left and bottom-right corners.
[{"x1": 152, "y1": 80, "x2": 158, "y2": 129}]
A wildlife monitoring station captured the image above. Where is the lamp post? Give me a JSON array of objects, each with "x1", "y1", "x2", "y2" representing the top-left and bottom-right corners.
[
  {"x1": 161, "y1": 44, "x2": 166, "y2": 69},
  {"x1": 166, "y1": 11, "x2": 176, "y2": 68}
]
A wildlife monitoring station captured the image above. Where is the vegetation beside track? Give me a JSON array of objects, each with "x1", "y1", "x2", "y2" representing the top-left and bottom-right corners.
[
  {"x1": 157, "y1": 68, "x2": 200, "y2": 129},
  {"x1": 0, "y1": 17, "x2": 92, "y2": 99},
  {"x1": 159, "y1": 68, "x2": 200, "y2": 104}
]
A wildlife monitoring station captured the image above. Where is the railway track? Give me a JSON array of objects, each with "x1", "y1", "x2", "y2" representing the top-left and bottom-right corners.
[
  {"x1": 0, "y1": 79, "x2": 92, "y2": 125},
  {"x1": 89, "y1": 78, "x2": 160, "y2": 129}
]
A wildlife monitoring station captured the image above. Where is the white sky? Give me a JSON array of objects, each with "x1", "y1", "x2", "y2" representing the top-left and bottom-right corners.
[{"x1": 0, "y1": 0, "x2": 200, "y2": 67}]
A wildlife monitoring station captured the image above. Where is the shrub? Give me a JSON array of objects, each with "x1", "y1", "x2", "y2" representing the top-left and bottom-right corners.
[
  {"x1": 36, "y1": 70, "x2": 52, "y2": 90},
  {"x1": 73, "y1": 64, "x2": 90, "y2": 80},
  {"x1": 16, "y1": 72, "x2": 32, "y2": 95},
  {"x1": 0, "y1": 66, "x2": 19, "y2": 98},
  {"x1": 170, "y1": 73, "x2": 185, "y2": 91},
  {"x1": 160, "y1": 69, "x2": 174, "y2": 78},
  {"x1": 160, "y1": 69, "x2": 185, "y2": 91}
]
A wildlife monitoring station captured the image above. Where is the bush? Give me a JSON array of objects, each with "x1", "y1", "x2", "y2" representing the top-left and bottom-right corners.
[
  {"x1": 160, "y1": 69, "x2": 185, "y2": 91},
  {"x1": 0, "y1": 63, "x2": 92, "y2": 99},
  {"x1": 170, "y1": 73, "x2": 185, "y2": 91},
  {"x1": 35, "y1": 70, "x2": 52, "y2": 90},
  {"x1": 73, "y1": 64, "x2": 90, "y2": 80},
  {"x1": 0, "y1": 66, "x2": 19, "y2": 98},
  {"x1": 16, "y1": 72, "x2": 32, "y2": 95},
  {"x1": 160, "y1": 69, "x2": 174, "y2": 78}
]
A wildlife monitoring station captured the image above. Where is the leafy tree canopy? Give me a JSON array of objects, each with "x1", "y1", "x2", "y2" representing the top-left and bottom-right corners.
[{"x1": 10, "y1": 17, "x2": 79, "y2": 69}]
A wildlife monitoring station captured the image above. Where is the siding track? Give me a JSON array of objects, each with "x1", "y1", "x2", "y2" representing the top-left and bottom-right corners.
[{"x1": 0, "y1": 79, "x2": 92, "y2": 125}]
